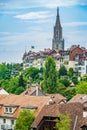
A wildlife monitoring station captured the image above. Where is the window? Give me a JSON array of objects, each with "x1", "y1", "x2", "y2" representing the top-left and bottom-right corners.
[
  {"x1": 5, "y1": 107, "x2": 12, "y2": 113},
  {"x1": 5, "y1": 107, "x2": 8, "y2": 113},
  {"x1": 11, "y1": 120, "x2": 14, "y2": 125},
  {"x1": 3, "y1": 119, "x2": 6, "y2": 123},
  {"x1": 9, "y1": 107, "x2": 12, "y2": 113}
]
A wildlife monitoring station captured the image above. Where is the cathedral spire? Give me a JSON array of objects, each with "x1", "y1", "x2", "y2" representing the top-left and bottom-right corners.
[
  {"x1": 57, "y1": 7, "x2": 59, "y2": 17},
  {"x1": 56, "y1": 7, "x2": 60, "y2": 26},
  {"x1": 52, "y1": 7, "x2": 64, "y2": 51}
]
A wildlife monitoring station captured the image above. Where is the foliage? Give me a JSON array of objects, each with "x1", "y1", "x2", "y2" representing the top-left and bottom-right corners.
[
  {"x1": 18, "y1": 74, "x2": 26, "y2": 88},
  {"x1": 24, "y1": 67, "x2": 39, "y2": 80},
  {"x1": 15, "y1": 109, "x2": 35, "y2": 130},
  {"x1": 39, "y1": 67, "x2": 44, "y2": 73},
  {"x1": 43, "y1": 57, "x2": 57, "y2": 93},
  {"x1": 72, "y1": 77, "x2": 78, "y2": 85},
  {"x1": 58, "y1": 78, "x2": 70, "y2": 87},
  {"x1": 56, "y1": 82, "x2": 66, "y2": 95},
  {"x1": 15, "y1": 87, "x2": 25, "y2": 95},
  {"x1": 0, "y1": 63, "x2": 22, "y2": 80},
  {"x1": 68, "y1": 68, "x2": 74, "y2": 78},
  {"x1": 0, "y1": 63, "x2": 10, "y2": 80},
  {"x1": 81, "y1": 75, "x2": 87, "y2": 81},
  {"x1": 6, "y1": 77, "x2": 19, "y2": 93},
  {"x1": 76, "y1": 81, "x2": 87, "y2": 94},
  {"x1": 55, "y1": 113, "x2": 71, "y2": 130},
  {"x1": 58, "y1": 66, "x2": 67, "y2": 78},
  {"x1": 64, "y1": 87, "x2": 76, "y2": 100},
  {"x1": 1, "y1": 76, "x2": 26, "y2": 95}
]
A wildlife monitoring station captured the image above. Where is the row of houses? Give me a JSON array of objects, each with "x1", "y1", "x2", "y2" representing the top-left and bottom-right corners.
[
  {"x1": 23, "y1": 45, "x2": 87, "y2": 76},
  {"x1": 0, "y1": 87, "x2": 87, "y2": 130}
]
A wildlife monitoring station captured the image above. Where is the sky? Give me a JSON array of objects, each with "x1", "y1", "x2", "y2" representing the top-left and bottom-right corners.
[{"x1": 0, "y1": 0, "x2": 87, "y2": 63}]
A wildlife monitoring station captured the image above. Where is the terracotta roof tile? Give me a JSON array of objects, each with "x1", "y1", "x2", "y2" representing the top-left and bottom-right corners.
[
  {"x1": 0, "y1": 94, "x2": 50, "y2": 118},
  {"x1": 69, "y1": 94, "x2": 87, "y2": 104},
  {"x1": 31, "y1": 103, "x2": 60, "y2": 128},
  {"x1": 31, "y1": 102, "x2": 83, "y2": 130}
]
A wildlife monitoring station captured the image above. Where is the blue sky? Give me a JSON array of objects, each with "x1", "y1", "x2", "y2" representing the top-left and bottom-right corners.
[{"x1": 0, "y1": 0, "x2": 87, "y2": 63}]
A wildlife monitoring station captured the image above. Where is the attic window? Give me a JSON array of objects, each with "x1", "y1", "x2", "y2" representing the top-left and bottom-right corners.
[{"x1": 4, "y1": 107, "x2": 12, "y2": 114}]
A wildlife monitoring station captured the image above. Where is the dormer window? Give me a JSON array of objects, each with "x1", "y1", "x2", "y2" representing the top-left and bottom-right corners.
[
  {"x1": 4, "y1": 105, "x2": 19, "y2": 114},
  {"x1": 5, "y1": 107, "x2": 8, "y2": 113},
  {"x1": 4, "y1": 107, "x2": 12, "y2": 114}
]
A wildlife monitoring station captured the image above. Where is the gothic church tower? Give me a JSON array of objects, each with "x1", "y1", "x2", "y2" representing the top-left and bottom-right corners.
[{"x1": 52, "y1": 7, "x2": 64, "y2": 51}]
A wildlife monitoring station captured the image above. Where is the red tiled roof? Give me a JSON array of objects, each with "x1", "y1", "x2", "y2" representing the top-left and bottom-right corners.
[
  {"x1": 31, "y1": 103, "x2": 60, "y2": 128},
  {"x1": 46, "y1": 94, "x2": 67, "y2": 104},
  {"x1": 0, "y1": 94, "x2": 50, "y2": 118},
  {"x1": 69, "y1": 94, "x2": 87, "y2": 104},
  {"x1": 20, "y1": 87, "x2": 36, "y2": 96},
  {"x1": 31, "y1": 102, "x2": 83, "y2": 129}
]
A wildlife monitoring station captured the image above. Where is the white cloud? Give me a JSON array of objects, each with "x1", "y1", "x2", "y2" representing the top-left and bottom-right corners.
[
  {"x1": 1, "y1": 0, "x2": 87, "y2": 10},
  {"x1": 63, "y1": 22, "x2": 87, "y2": 27},
  {"x1": 29, "y1": 0, "x2": 87, "y2": 8},
  {"x1": 0, "y1": 0, "x2": 41, "y2": 9},
  {"x1": 77, "y1": 0, "x2": 87, "y2": 5},
  {"x1": 0, "y1": 32, "x2": 11, "y2": 35},
  {"x1": 64, "y1": 30, "x2": 87, "y2": 49},
  {"x1": 0, "y1": 31, "x2": 52, "y2": 49},
  {"x1": 0, "y1": 11, "x2": 18, "y2": 15},
  {"x1": 38, "y1": 0, "x2": 78, "y2": 8},
  {"x1": 14, "y1": 11, "x2": 51, "y2": 20}
]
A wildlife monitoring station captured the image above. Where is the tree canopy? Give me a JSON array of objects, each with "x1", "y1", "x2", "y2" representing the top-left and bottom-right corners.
[
  {"x1": 58, "y1": 66, "x2": 67, "y2": 78},
  {"x1": 24, "y1": 67, "x2": 39, "y2": 80},
  {"x1": 43, "y1": 56, "x2": 57, "y2": 93},
  {"x1": 76, "y1": 81, "x2": 87, "y2": 94},
  {"x1": 55, "y1": 113, "x2": 71, "y2": 130},
  {"x1": 15, "y1": 109, "x2": 35, "y2": 130}
]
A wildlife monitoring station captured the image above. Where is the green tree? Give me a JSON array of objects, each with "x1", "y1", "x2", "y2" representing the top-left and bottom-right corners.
[
  {"x1": 6, "y1": 77, "x2": 19, "y2": 93},
  {"x1": 15, "y1": 87, "x2": 25, "y2": 95},
  {"x1": 0, "y1": 79, "x2": 9, "y2": 90},
  {"x1": 58, "y1": 78, "x2": 70, "y2": 87},
  {"x1": 15, "y1": 109, "x2": 35, "y2": 130},
  {"x1": 43, "y1": 56, "x2": 57, "y2": 93},
  {"x1": 24, "y1": 67, "x2": 39, "y2": 80},
  {"x1": 76, "y1": 81, "x2": 87, "y2": 94},
  {"x1": 0, "y1": 63, "x2": 10, "y2": 80},
  {"x1": 81, "y1": 75, "x2": 87, "y2": 81},
  {"x1": 64, "y1": 87, "x2": 76, "y2": 100},
  {"x1": 68, "y1": 68, "x2": 74, "y2": 78},
  {"x1": 72, "y1": 76, "x2": 78, "y2": 85},
  {"x1": 55, "y1": 113, "x2": 71, "y2": 130},
  {"x1": 58, "y1": 66, "x2": 67, "y2": 78},
  {"x1": 56, "y1": 82, "x2": 66, "y2": 95},
  {"x1": 18, "y1": 74, "x2": 26, "y2": 88}
]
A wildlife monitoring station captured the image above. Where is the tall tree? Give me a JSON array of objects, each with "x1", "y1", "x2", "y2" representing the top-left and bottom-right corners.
[
  {"x1": 18, "y1": 74, "x2": 26, "y2": 87},
  {"x1": 55, "y1": 113, "x2": 71, "y2": 130},
  {"x1": 43, "y1": 56, "x2": 57, "y2": 93},
  {"x1": 58, "y1": 78, "x2": 70, "y2": 87},
  {"x1": 0, "y1": 63, "x2": 9, "y2": 80},
  {"x1": 68, "y1": 68, "x2": 74, "y2": 78},
  {"x1": 15, "y1": 109, "x2": 35, "y2": 130},
  {"x1": 58, "y1": 65, "x2": 67, "y2": 78},
  {"x1": 24, "y1": 67, "x2": 39, "y2": 80},
  {"x1": 76, "y1": 81, "x2": 87, "y2": 94}
]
